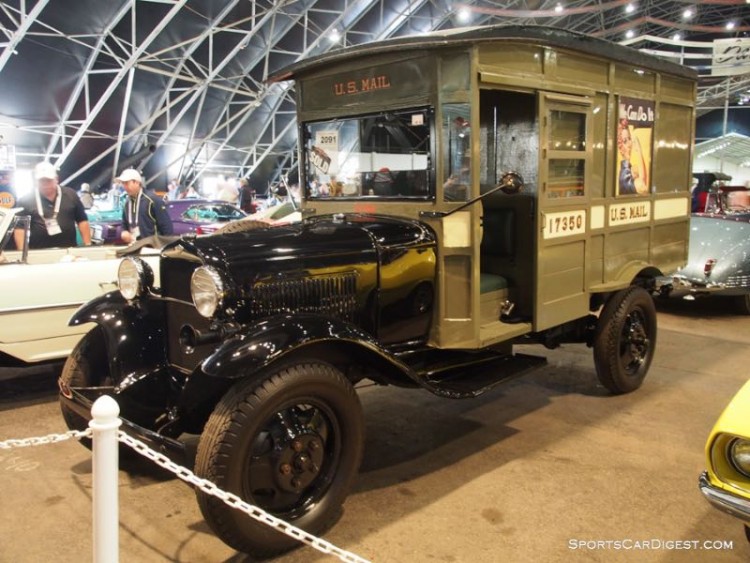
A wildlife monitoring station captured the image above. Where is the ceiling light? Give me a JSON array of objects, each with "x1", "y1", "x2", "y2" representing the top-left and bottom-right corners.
[
  {"x1": 626, "y1": 29, "x2": 636, "y2": 39},
  {"x1": 726, "y1": 21, "x2": 736, "y2": 31},
  {"x1": 682, "y1": 9, "x2": 693, "y2": 20},
  {"x1": 458, "y1": 8, "x2": 471, "y2": 22},
  {"x1": 329, "y1": 29, "x2": 341, "y2": 43},
  {"x1": 555, "y1": 3, "x2": 564, "y2": 13},
  {"x1": 673, "y1": 32, "x2": 682, "y2": 41},
  {"x1": 625, "y1": 3, "x2": 636, "y2": 14}
]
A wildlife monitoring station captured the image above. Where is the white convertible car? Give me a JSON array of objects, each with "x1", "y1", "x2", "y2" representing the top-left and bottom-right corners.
[{"x1": 0, "y1": 207, "x2": 161, "y2": 366}]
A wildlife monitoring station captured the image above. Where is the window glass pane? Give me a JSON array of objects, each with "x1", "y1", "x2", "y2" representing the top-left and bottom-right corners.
[
  {"x1": 550, "y1": 110, "x2": 586, "y2": 151},
  {"x1": 548, "y1": 159, "x2": 585, "y2": 198},
  {"x1": 443, "y1": 103, "x2": 471, "y2": 202},
  {"x1": 303, "y1": 108, "x2": 431, "y2": 200}
]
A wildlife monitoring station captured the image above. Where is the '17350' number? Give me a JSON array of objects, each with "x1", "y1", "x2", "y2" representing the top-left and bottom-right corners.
[{"x1": 544, "y1": 211, "x2": 585, "y2": 239}]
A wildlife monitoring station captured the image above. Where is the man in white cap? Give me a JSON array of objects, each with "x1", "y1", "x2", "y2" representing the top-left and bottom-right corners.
[
  {"x1": 14, "y1": 161, "x2": 91, "y2": 249},
  {"x1": 117, "y1": 168, "x2": 173, "y2": 243}
]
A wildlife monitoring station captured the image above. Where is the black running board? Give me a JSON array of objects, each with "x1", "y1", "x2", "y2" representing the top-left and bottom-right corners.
[{"x1": 418, "y1": 352, "x2": 547, "y2": 399}]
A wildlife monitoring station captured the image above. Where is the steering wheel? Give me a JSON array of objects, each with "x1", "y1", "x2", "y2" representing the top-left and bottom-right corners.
[{"x1": 498, "y1": 171, "x2": 524, "y2": 195}]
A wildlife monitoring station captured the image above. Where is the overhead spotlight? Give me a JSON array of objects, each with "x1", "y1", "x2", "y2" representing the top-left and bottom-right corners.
[
  {"x1": 682, "y1": 9, "x2": 694, "y2": 20},
  {"x1": 626, "y1": 29, "x2": 636, "y2": 39},
  {"x1": 625, "y1": 3, "x2": 636, "y2": 14},
  {"x1": 329, "y1": 28, "x2": 341, "y2": 43},
  {"x1": 726, "y1": 21, "x2": 736, "y2": 31},
  {"x1": 457, "y1": 8, "x2": 471, "y2": 23},
  {"x1": 673, "y1": 32, "x2": 682, "y2": 41},
  {"x1": 554, "y1": 3, "x2": 564, "y2": 13}
]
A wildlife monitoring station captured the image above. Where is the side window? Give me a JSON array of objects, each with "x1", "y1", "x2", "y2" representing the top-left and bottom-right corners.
[
  {"x1": 442, "y1": 103, "x2": 471, "y2": 202},
  {"x1": 547, "y1": 109, "x2": 586, "y2": 198}
]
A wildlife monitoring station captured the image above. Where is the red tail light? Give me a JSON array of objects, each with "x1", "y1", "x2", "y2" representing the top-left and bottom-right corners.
[{"x1": 704, "y1": 258, "x2": 717, "y2": 277}]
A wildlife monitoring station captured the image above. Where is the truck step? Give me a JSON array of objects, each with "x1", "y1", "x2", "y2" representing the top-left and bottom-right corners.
[{"x1": 420, "y1": 352, "x2": 546, "y2": 399}]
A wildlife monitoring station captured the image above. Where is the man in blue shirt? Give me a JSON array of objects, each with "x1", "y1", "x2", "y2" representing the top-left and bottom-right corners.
[{"x1": 117, "y1": 168, "x2": 173, "y2": 243}]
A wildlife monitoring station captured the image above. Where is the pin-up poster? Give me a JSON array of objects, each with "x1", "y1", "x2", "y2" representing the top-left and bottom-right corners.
[{"x1": 616, "y1": 97, "x2": 654, "y2": 196}]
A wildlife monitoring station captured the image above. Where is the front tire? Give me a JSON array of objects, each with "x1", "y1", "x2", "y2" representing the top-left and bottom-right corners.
[
  {"x1": 58, "y1": 326, "x2": 111, "y2": 446},
  {"x1": 593, "y1": 286, "x2": 656, "y2": 394},
  {"x1": 194, "y1": 362, "x2": 364, "y2": 557}
]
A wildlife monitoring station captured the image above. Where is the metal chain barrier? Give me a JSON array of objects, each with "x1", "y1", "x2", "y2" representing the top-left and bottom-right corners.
[
  {"x1": 1, "y1": 426, "x2": 370, "y2": 562},
  {"x1": 117, "y1": 432, "x2": 371, "y2": 563},
  {"x1": 0, "y1": 428, "x2": 92, "y2": 449}
]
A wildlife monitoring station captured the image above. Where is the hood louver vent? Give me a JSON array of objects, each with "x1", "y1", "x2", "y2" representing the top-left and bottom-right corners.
[{"x1": 251, "y1": 273, "x2": 358, "y2": 321}]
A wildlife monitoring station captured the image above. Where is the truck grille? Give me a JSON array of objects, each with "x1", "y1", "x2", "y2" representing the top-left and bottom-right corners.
[
  {"x1": 250, "y1": 273, "x2": 358, "y2": 321},
  {"x1": 161, "y1": 257, "x2": 212, "y2": 372}
]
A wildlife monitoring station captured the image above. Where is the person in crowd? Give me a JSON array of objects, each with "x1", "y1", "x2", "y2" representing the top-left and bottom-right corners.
[
  {"x1": 108, "y1": 182, "x2": 124, "y2": 209},
  {"x1": 167, "y1": 178, "x2": 181, "y2": 201},
  {"x1": 217, "y1": 177, "x2": 240, "y2": 204},
  {"x1": 78, "y1": 183, "x2": 94, "y2": 209},
  {"x1": 117, "y1": 168, "x2": 173, "y2": 244},
  {"x1": 238, "y1": 178, "x2": 256, "y2": 213},
  {"x1": 13, "y1": 161, "x2": 91, "y2": 249},
  {"x1": 181, "y1": 185, "x2": 200, "y2": 199},
  {"x1": 261, "y1": 184, "x2": 288, "y2": 210}
]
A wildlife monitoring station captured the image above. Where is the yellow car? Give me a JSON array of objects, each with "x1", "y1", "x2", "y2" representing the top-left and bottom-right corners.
[{"x1": 700, "y1": 380, "x2": 750, "y2": 538}]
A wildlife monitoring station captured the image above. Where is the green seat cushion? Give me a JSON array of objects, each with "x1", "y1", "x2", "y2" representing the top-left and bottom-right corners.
[{"x1": 480, "y1": 272, "x2": 508, "y2": 294}]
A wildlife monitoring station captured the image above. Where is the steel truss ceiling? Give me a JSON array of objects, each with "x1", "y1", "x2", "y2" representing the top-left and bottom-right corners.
[{"x1": 0, "y1": 0, "x2": 747, "y2": 192}]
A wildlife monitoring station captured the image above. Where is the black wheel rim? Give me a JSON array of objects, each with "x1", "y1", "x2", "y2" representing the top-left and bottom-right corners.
[
  {"x1": 243, "y1": 399, "x2": 341, "y2": 519},
  {"x1": 620, "y1": 308, "x2": 650, "y2": 375}
]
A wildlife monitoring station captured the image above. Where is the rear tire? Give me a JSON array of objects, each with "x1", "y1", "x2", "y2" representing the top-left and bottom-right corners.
[
  {"x1": 594, "y1": 286, "x2": 656, "y2": 394},
  {"x1": 195, "y1": 362, "x2": 364, "y2": 557}
]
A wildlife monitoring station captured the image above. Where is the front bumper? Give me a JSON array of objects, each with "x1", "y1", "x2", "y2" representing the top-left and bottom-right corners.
[
  {"x1": 656, "y1": 275, "x2": 749, "y2": 299},
  {"x1": 699, "y1": 471, "x2": 750, "y2": 524}
]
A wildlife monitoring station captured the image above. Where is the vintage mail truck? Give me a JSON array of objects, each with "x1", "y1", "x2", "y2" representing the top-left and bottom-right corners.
[{"x1": 60, "y1": 25, "x2": 696, "y2": 556}]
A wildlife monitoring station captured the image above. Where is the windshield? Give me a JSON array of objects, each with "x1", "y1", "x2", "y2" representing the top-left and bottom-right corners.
[{"x1": 303, "y1": 107, "x2": 432, "y2": 200}]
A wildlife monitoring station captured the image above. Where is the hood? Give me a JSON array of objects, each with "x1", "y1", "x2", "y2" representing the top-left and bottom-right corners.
[
  {"x1": 676, "y1": 215, "x2": 750, "y2": 281},
  {"x1": 164, "y1": 213, "x2": 435, "y2": 280}
]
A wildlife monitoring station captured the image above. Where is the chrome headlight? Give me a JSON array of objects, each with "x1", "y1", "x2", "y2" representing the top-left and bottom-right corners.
[
  {"x1": 117, "y1": 257, "x2": 153, "y2": 300},
  {"x1": 729, "y1": 438, "x2": 750, "y2": 478},
  {"x1": 191, "y1": 266, "x2": 225, "y2": 318}
]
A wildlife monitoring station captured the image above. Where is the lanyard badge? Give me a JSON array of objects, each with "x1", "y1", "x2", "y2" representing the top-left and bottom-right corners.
[
  {"x1": 35, "y1": 185, "x2": 62, "y2": 236},
  {"x1": 128, "y1": 191, "x2": 143, "y2": 239}
]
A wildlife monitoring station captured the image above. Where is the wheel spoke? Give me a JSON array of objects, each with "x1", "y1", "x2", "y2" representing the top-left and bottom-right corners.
[{"x1": 273, "y1": 407, "x2": 304, "y2": 440}]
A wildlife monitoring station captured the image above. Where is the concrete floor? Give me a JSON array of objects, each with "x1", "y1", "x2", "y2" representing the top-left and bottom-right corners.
[{"x1": 1, "y1": 297, "x2": 750, "y2": 562}]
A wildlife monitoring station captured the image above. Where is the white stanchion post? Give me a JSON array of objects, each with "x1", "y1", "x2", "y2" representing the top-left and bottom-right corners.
[{"x1": 89, "y1": 395, "x2": 122, "y2": 563}]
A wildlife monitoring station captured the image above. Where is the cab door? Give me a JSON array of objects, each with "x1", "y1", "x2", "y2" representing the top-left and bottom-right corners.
[{"x1": 535, "y1": 92, "x2": 593, "y2": 330}]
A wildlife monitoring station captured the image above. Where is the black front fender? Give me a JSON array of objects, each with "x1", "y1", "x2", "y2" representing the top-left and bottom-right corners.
[
  {"x1": 69, "y1": 292, "x2": 167, "y2": 382},
  {"x1": 199, "y1": 313, "x2": 402, "y2": 378},
  {"x1": 175, "y1": 314, "x2": 419, "y2": 427}
]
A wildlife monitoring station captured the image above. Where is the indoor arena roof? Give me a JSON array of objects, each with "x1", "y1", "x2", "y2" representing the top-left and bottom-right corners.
[{"x1": 0, "y1": 0, "x2": 747, "y2": 191}]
